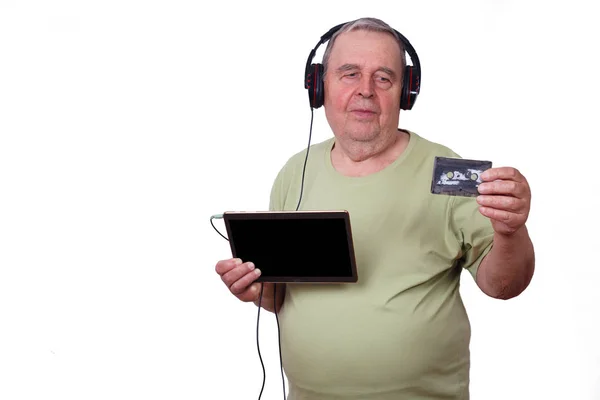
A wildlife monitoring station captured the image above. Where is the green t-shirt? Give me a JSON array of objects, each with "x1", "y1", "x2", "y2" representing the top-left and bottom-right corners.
[{"x1": 269, "y1": 130, "x2": 494, "y2": 400}]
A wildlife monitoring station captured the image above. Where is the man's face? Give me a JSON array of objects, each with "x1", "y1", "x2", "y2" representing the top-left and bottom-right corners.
[{"x1": 323, "y1": 29, "x2": 403, "y2": 142}]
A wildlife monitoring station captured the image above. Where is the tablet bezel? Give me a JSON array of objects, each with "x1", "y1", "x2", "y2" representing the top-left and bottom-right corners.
[{"x1": 222, "y1": 210, "x2": 358, "y2": 283}]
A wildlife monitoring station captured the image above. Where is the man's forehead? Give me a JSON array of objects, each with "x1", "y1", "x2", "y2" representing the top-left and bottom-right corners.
[
  {"x1": 333, "y1": 29, "x2": 400, "y2": 48},
  {"x1": 329, "y1": 30, "x2": 402, "y2": 63}
]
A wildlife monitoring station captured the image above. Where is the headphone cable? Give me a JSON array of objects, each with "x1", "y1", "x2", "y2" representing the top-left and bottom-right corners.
[
  {"x1": 274, "y1": 283, "x2": 285, "y2": 399},
  {"x1": 211, "y1": 105, "x2": 315, "y2": 400},
  {"x1": 268, "y1": 105, "x2": 313, "y2": 400},
  {"x1": 295, "y1": 106, "x2": 314, "y2": 212},
  {"x1": 256, "y1": 284, "x2": 266, "y2": 399}
]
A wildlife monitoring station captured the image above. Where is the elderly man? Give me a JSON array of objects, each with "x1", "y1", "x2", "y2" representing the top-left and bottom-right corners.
[{"x1": 215, "y1": 17, "x2": 534, "y2": 400}]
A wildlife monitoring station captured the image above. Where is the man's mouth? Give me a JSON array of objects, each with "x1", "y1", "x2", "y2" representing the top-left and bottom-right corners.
[{"x1": 350, "y1": 109, "x2": 377, "y2": 118}]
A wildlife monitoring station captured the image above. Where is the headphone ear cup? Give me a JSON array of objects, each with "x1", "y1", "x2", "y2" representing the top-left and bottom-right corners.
[
  {"x1": 400, "y1": 66, "x2": 420, "y2": 110},
  {"x1": 306, "y1": 63, "x2": 325, "y2": 108}
]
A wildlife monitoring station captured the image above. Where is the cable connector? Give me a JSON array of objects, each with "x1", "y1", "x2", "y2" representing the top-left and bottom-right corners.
[{"x1": 210, "y1": 213, "x2": 228, "y2": 241}]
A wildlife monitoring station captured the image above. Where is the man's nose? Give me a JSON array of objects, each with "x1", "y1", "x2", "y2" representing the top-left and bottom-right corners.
[{"x1": 357, "y1": 76, "x2": 374, "y2": 98}]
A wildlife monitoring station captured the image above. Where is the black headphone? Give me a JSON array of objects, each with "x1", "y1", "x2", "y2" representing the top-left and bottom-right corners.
[{"x1": 304, "y1": 22, "x2": 421, "y2": 110}]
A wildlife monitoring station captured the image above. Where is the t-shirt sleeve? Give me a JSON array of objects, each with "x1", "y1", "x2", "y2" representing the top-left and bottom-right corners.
[{"x1": 450, "y1": 195, "x2": 495, "y2": 281}]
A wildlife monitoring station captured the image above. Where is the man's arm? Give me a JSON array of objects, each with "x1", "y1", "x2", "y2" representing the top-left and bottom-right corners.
[
  {"x1": 475, "y1": 166, "x2": 535, "y2": 299},
  {"x1": 476, "y1": 226, "x2": 535, "y2": 299}
]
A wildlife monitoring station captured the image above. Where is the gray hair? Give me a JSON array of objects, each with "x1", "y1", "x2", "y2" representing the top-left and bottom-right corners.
[{"x1": 322, "y1": 17, "x2": 406, "y2": 80}]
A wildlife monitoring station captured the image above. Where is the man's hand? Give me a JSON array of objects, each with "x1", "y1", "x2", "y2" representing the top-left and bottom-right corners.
[
  {"x1": 215, "y1": 258, "x2": 262, "y2": 302},
  {"x1": 476, "y1": 167, "x2": 531, "y2": 235},
  {"x1": 215, "y1": 258, "x2": 284, "y2": 313}
]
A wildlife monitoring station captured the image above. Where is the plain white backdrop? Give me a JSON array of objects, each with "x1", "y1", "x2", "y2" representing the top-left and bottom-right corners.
[{"x1": 1, "y1": 0, "x2": 599, "y2": 399}]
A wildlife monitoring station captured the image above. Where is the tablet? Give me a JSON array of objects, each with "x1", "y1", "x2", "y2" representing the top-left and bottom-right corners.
[{"x1": 223, "y1": 210, "x2": 358, "y2": 283}]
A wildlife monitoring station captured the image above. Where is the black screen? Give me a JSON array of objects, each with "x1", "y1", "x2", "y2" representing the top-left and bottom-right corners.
[{"x1": 225, "y1": 213, "x2": 356, "y2": 282}]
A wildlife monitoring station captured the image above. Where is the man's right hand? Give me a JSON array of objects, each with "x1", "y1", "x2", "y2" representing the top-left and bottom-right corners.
[{"x1": 215, "y1": 258, "x2": 284, "y2": 313}]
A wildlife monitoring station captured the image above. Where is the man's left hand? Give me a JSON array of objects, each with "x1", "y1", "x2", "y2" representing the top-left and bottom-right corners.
[{"x1": 476, "y1": 167, "x2": 531, "y2": 236}]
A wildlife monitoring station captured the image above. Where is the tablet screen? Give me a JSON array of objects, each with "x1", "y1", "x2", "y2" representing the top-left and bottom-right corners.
[{"x1": 223, "y1": 211, "x2": 358, "y2": 283}]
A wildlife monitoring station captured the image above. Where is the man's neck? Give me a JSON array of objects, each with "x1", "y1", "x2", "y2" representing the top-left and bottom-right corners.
[{"x1": 330, "y1": 130, "x2": 410, "y2": 177}]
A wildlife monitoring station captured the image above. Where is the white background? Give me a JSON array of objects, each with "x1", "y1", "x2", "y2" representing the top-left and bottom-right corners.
[{"x1": 1, "y1": 0, "x2": 599, "y2": 399}]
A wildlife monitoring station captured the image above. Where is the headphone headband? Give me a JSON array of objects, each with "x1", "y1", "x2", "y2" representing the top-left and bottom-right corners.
[{"x1": 304, "y1": 21, "x2": 422, "y2": 110}]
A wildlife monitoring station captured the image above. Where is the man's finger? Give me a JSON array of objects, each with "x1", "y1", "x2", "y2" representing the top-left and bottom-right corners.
[
  {"x1": 230, "y1": 268, "x2": 262, "y2": 295},
  {"x1": 477, "y1": 194, "x2": 525, "y2": 212},
  {"x1": 215, "y1": 258, "x2": 242, "y2": 276},
  {"x1": 236, "y1": 283, "x2": 262, "y2": 302},
  {"x1": 481, "y1": 167, "x2": 524, "y2": 182},
  {"x1": 221, "y1": 262, "x2": 256, "y2": 287},
  {"x1": 478, "y1": 180, "x2": 526, "y2": 198},
  {"x1": 479, "y1": 206, "x2": 526, "y2": 228}
]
